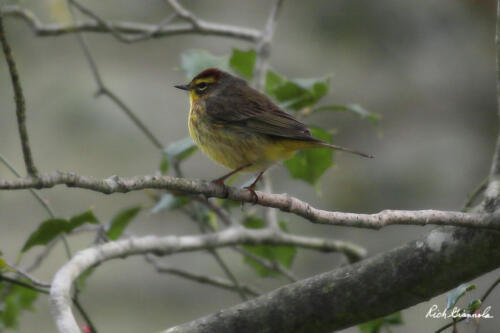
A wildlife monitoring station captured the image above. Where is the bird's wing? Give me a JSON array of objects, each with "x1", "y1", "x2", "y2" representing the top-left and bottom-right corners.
[{"x1": 205, "y1": 84, "x2": 316, "y2": 141}]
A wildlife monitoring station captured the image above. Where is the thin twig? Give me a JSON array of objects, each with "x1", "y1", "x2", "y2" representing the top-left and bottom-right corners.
[
  {"x1": 184, "y1": 203, "x2": 249, "y2": 301},
  {"x1": 232, "y1": 247, "x2": 298, "y2": 282},
  {"x1": 2, "y1": 5, "x2": 261, "y2": 42},
  {"x1": 150, "y1": 260, "x2": 260, "y2": 296},
  {"x1": 4, "y1": 262, "x2": 51, "y2": 288},
  {"x1": 166, "y1": 0, "x2": 199, "y2": 28},
  {"x1": 462, "y1": 178, "x2": 488, "y2": 212},
  {"x1": 0, "y1": 152, "x2": 55, "y2": 218},
  {"x1": 252, "y1": 0, "x2": 285, "y2": 230},
  {"x1": 69, "y1": 0, "x2": 177, "y2": 44},
  {"x1": 0, "y1": 274, "x2": 49, "y2": 294},
  {"x1": 72, "y1": 297, "x2": 99, "y2": 333},
  {"x1": 190, "y1": 195, "x2": 299, "y2": 281},
  {"x1": 66, "y1": 2, "x2": 164, "y2": 150},
  {"x1": 253, "y1": 0, "x2": 285, "y2": 91},
  {"x1": 0, "y1": 12, "x2": 37, "y2": 176}
]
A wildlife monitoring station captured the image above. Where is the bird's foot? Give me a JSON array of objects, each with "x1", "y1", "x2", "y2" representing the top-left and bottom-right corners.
[{"x1": 243, "y1": 185, "x2": 259, "y2": 205}]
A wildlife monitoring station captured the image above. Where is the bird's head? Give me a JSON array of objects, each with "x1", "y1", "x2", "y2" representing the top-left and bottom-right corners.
[{"x1": 175, "y1": 68, "x2": 239, "y2": 102}]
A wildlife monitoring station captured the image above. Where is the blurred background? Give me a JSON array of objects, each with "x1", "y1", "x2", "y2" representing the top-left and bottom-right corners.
[{"x1": 0, "y1": 0, "x2": 499, "y2": 332}]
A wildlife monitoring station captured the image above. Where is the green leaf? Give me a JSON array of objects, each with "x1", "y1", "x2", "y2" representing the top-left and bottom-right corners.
[
  {"x1": 268, "y1": 76, "x2": 330, "y2": 110},
  {"x1": 0, "y1": 257, "x2": 6, "y2": 271},
  {"x1": 106, "y1": 206, "x2": 141, "y2": 240},
  {"x1": 163, "y1": 137, "x2": 197, "y2": 164},
  {"x1": 0, "y1": 285, "x2": 38, "y2": 329},
  {"x1": 242, "y1": 217, "x2": 296, "y2": 278},
  {"x1": 359, "y1": 312, "x2": 403, "y2": 333},
  {"x1": 446, "y1": 284, "x2": 476, "y2": 311},
  {"x1": 160, "y1": 156, "x2": 169, "y2": 174},
  {"x1": 67, "y1": 210, "x2": 99, "y2": 232},
  {"x1": 467, "y1": 299, "x2": 482, "y2": 313},
  {"x1": 265, "y1": 70, "x2": 286, "y2": 95},
  {"x1": 21, "y1": 219, "x2": 70, "y2": 253},
  {"x1": 284, "y1": 126, "x2": 333, "y2": 186},
  {"x1": 229, "y1": 48, "x2": 256, "y2": 79},
  {"x1": 151, "y1": 194, "x2": 190, "y2": 214},
  {"x1": 181, "y1": 50, "x2": 230, "y2": 79},
  {"x1": 22, "y1": 210, "x2": 99, "y2": 252},
  {"x1": 313, "y1": 104, "x2": 380, "y2": 123}
]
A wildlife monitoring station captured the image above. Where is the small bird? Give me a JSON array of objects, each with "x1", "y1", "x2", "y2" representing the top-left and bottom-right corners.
[{"x1": 175, "y1": 68, "x2": 372, "y2": 199}]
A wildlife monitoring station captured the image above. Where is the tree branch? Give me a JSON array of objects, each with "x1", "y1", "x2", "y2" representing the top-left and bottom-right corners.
[
  {"x1": 163, "y1": 227, "x2": 500, "y2": 333},
  {"x1": 0, "y1": 171, "x2": 498, "y2": 230},
  {"x1": 49, "y1": 227, "x2": 365, "y2": 332},
  {"x1": 0, "y1": 11, "x2": 38, "y2": 176},
  {"x1": 1, "y1": 5, "x2": 260, "y2": 42},
  {"x1": 253, "y1": 0, "x2": 284, "y2": 91},
  {"x1": 0, "y1": 152, "x2": 55, "y2": 218}
]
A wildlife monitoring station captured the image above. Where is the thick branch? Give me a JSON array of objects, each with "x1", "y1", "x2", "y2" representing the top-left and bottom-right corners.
[
  {"x1": 0, "y1": 11, "x2": 37, "y2": 175},
  {"x1": 164, "y1": 227, "x2": 500, "y2": 333},
  {"x1": 49, "y1": 227, "x2": 364, "y2": 332},
  {"x1": 2, "y1": 6, "x2": 260, "y2": 42},
  {"x1": 0, "y1": 171, "x2": 498, "y2": 229}
]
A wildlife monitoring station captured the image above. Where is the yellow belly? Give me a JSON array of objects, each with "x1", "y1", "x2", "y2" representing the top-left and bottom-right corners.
[{"x1": 188, "y1": 104, "x2": 301, "y2": 172}]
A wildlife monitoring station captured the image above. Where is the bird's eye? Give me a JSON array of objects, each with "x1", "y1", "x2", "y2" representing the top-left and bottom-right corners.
[{"x1": 196, "y1": 82, "x2": 208, "y2": 91}]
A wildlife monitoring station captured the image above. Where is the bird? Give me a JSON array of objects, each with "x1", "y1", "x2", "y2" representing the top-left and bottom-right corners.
[{"x1": 175, "y1": 68, "x2": 372, "y2": 200}]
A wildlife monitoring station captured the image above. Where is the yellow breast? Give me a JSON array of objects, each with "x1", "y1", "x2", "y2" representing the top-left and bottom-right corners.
[{"x1": 188, "y1": 98, "x2": 305, "y2": 172}]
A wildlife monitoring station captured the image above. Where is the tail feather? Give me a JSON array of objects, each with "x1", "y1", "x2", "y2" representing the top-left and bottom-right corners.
[{"x1": 320, "y1": 142, "x2": 373, "y2": 158}]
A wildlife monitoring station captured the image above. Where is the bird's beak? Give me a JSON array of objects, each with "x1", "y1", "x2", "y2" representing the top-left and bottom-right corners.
[{"x1": 174, "y1": 84, "x2": 191, "y2": 91}]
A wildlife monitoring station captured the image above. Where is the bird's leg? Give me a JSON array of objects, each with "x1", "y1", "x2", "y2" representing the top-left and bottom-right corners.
[
  {"x1": 243, "y1": 170, "x2": 266, "y2": 204},
  {"x1": 211, "y1": 163, "x2": 252, "y2": 198}
]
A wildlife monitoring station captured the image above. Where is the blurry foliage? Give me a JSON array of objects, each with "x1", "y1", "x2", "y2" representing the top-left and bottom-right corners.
[
  {"x1": 21, "y1": 210, "x2": 99, "y2": 253},
  {"x1": 106, "y1": 206, "x2": 141, "y2": 241},
  {"x1": 358, "y1": 312, "x2": 403, "y2": 333},
  {"x1": 0, "y1": 284, "x2": 38, "y2": 330},
  {"x1": 242, "y1": 217, "x2": 296, "y2": 278}
]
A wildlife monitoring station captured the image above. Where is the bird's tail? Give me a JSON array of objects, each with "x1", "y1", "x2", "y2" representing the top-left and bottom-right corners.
[{"x1": 318, "y1": 141, "x2": 373, "y2": 158}]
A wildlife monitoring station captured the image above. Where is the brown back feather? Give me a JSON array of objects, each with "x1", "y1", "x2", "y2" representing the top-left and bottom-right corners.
[{"x1": 205, "y1": 76, "x2": 319, "y2": 142}]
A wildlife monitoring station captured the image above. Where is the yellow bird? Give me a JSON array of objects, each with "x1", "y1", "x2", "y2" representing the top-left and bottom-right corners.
[{"x1": 175, "y1": 68, "x2": 372, "y2": 198}]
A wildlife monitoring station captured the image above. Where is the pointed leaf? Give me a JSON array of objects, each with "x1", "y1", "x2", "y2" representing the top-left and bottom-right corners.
[
  {"x1": 265, "y1": 70, "x2": 286, "y2": 95},
  {"x1": 284, "y1": 126, "x2": 333, "y2": 186},
  {"x1": 230, "y1": 48, "x2": 256, "y2": 79},
  {"x1": 160, "y1": 156, "x2": 169, "y2": 174},
  {"x1": 22, "y1": 210, "x2": 99, "y2": 252},
  {"x1": 21, "y1": 219, "x2": 70, "y2": 253},
  {"x1": 446, "y1": 284, "x2": 476, "y2": 310},
  {"x1": 68, "y1": 210, "x2": 99, "y2": 232},
  {"x1": 268, "y1": 77, "x2": 330, "y2": 110},
  {"x1": 106, "y1": 207, "x2": 141, "y2": 240}
]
